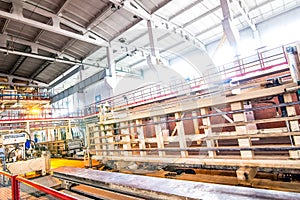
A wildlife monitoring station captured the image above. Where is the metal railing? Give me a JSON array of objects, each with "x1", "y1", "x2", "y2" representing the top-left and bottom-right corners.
[
  {"x1": 0, "y1": 45, "x2": 290, "y2": 121},
  {"x1": 0, "y1": 170, "x2": 78, "y2": 200},
  {"x1": 97, "y1": 45, "x2": 289, "y2": 113},
  {"x1": 0, "y1": 90, "x2": 50, "y2": 101}
]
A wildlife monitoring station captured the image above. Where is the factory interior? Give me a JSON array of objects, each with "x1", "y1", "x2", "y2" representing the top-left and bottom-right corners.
[{"x1": 1, "y1": 0, "x2": 300, "y2": 199}]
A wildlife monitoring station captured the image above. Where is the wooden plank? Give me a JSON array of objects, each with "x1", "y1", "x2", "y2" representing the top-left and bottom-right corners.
[
  {"x1": 136, "y1": 119, "x2": 146, "y2": 156},
  {"x1": 175, "y1": 112, "x2": 188, "y2": 157},
  {"x1": 200, "y1": 108, "x2": 215, "y2": 158},
  {"x1": 206, "y1": 131, "x2": 300, "y2": 140},
  {"x1": 100, "y1": 124, "x2": 107, "y2": 156},
  {"x1": 120, "y1": 122, "x2": 132, "y2": 156},
  {"x1": 102, "y1": 84, "x2": 294, "y2": 125},
  {"x1": 92, "y1": 155, "x2": 300, "y2": 169},
  {"x1": 200, "y1": 115, "x2": 300, "y2": 129},
  {"x1": 153, "y1": 116, "x2": 165, "y2": 157},
  {"x1": 231, "y1": 101, "x2": 253, "y2": 159},
  {"x1": 192, "y1": 111, "x2": 201, "y2": 145}
]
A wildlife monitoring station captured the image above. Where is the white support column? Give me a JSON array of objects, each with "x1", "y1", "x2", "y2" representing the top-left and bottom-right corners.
[
  {"x1": 175, "y1": 112, "x2": 188, "y2": 157},
  {"x1": 192, "y1": 111, "x2": 201, "y2": 144},
  {"x1": 153, "y1": 116, "x2": 165, "y2": 157},
  {"x1": 105, "y1": 43, "x2": 117, "y2": 91},
  {"x1": 12, "y1": 0, "x2": 23, "y2": 17},
  {"x1": 76, "y1": 66, "x2": 85, "y2": 115},
  {"x1": 43, "y1": 130, "x2": 48, "y2": 142},
  {"x1": 107, "y1": 43, "x2": 116, "y2": 79},
  {"x1": 57, "y1": 128, "x2": 62, "y2": 140},
  {"x1": 147, "y1": 20, "x2": 160, "y2": 72},
  {"x1": 86, "y1": 124, "x2": 91, "y2": 148},
  {"x1": 66, "y1": 120, "x2": 73, "y2": 140},
  {"x1": 47, "y1": 129, "x2": 52, "y2": 141},
  {"x1": 136, "y1": 119, "x2": 146, "y2": 156},
  {"x1": 220, "y1": 0, "x2": 240, "y2": 56},
  {"x1": 147, "y1": 20, "x2": 160, "y2": 59},
  {"x1": 200, "y1": 108, "x2": 216, "y2": 158}
]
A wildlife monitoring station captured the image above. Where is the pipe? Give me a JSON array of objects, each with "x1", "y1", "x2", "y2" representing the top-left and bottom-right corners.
[
  {"x1": 0, "y1": 47, "x2": 101, "y2": 68},
  {"x1": 95, "y1": 146, "x2": 300, "y2": 152}
]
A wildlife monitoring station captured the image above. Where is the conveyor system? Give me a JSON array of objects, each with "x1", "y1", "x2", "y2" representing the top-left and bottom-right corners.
[{"x1": 53, "y1": 166, "x2": 300, "y2": 200}]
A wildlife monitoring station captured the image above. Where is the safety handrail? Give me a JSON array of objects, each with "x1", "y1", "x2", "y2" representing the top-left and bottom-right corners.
[
  {"x1": 0, "y1": 170, "x2": 78, "y2": 200},
  {"x1": 0, "y1": 89, "x2": 50, "y2": 101},
  {"x1": 0, "y1": 44, "x2": 291, "y2": 121},
  {"x1": 95, "y1": 45, "x2": 289, "y2": 113},
  {"x1": 16, "y1": 176, "x2": 78, "y2": 200}
]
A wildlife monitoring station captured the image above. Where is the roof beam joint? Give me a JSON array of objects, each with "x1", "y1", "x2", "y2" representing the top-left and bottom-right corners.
[
  {"x1": 232, "y1": 0, "x2": 256, "y2": 31},
  {"x1": 109, "y1": 0, "x2": 206, "y2": 51},
  {"x1": 0, "y1": 1, "x2": 109, "y2": 47}
]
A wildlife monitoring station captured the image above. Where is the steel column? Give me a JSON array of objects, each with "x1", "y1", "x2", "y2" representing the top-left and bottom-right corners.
[{"x1": 220, "y1": 0, "x2": 240, "y2": 56}]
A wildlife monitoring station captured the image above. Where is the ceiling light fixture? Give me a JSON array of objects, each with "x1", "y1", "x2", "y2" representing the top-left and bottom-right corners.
[{"x1": 119, "y1": 37, "x2": 127, "y2": 43}]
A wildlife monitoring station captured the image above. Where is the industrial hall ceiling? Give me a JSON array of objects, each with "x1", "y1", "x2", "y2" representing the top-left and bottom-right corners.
[{"x1": 0, "y1": 0, "x2": 299, "y2": 88}]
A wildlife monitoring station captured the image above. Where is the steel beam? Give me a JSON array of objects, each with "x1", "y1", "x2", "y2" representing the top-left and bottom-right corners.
[
  {"x1": 21, "y1": 0, "x2": 154, "y2": 66},
  {"x1": 182, "y1": 6, "x2": 221, "y2": 28},
  {"x1": 109, "y1": 0, "x2": 206, "y2": 51},
  {"x1": 33, "y1": 0, "x2": 70, "y2": 43},
  {"x1": 9, "y1": 47, "x2": 31, "y2": 75},
  {"x1": 107, "y1": 43, "x2": 116, "y2": 79},
  {"x1": 0, "y1": 1, "x2": 108, "y2": 47},
  {"x1": 86, "y1": 4, "x2": 113, "y2": 31},
  {"x1": 0, "y1": 72, "x2": 48, "y2": 87},
  {"x1": 220, "y1": 0, "x2": 240, "y2": 55},
  {"x1": 29, "y1": 61, "x2": 52, "y2": 79},
  {"x1": 23, "y1": 2, "x2": 84, "y2": 33},
  {"x1": 2, "y1": 33, "x2": 86, "y2": 62},
  {"x1": 49, "y1": 66, "x2": 81, "y2": 88},
  {"x1": 195, "y1": 0, "x2": 276, "y2": 38},
  {"x1": 168, "y1": 0, "x2": 204, "y2": 20},
  {"x1": 56, "y1": 0, "x2": 70, "y2": 15},
  {"x1": 0, "y1": 47, "x2": 101, "y2": 67},
  {"x1": 0, "y1": 6, "x2": 12, "y2": 34},
  {"x1": 24, "y1": 0, "x2": 108, "y2": 42},
  {"x1": 51, "y1": 70, "x2": 107, "y2": 103},
  {"x1": 160, "y1": 40, "x2": 185, "y2": 54},
  {"x1": 111, "y1": 18, "x2": 142, "y2": 41},
  {"x1": 214, "y1": 107, "x2": 233, "y2": 123},
  {"x1": 232, "y1": 0, "x2": 256, "y2": 31}
]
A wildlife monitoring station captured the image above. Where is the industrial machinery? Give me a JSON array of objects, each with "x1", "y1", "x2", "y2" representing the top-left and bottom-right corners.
[
  {"x1": 90, "y1": 44, "x2": 300, "y2": 187},
  {"x1": 38, "y1": 138, "x2": 84, "y2": 158},
  {"x1": 0, "y1": 131, "x2": 50, "y2": 175}
]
